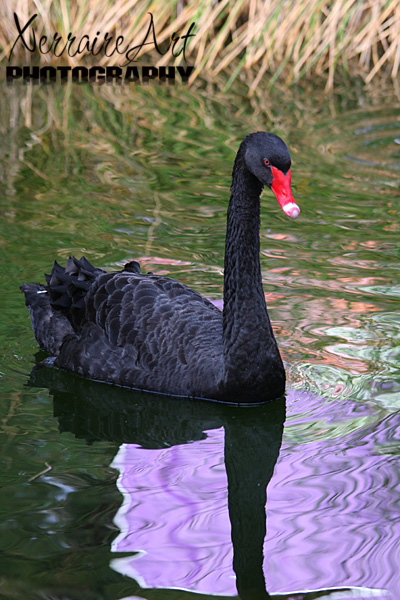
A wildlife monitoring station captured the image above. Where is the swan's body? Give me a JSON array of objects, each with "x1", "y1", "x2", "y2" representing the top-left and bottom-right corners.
[{"x1": 21, "y1": 132, "x2": 300, "y2": 404}]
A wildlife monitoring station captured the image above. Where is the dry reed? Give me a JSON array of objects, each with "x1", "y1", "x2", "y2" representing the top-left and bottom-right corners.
[{"x1": 1, "y1": 0, "x2": 399, "y2": 90}]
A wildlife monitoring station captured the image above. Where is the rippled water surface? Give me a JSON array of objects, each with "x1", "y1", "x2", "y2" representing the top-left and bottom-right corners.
[{"x1": 0, "y1": 78, "x2": 399, "y2": 600}]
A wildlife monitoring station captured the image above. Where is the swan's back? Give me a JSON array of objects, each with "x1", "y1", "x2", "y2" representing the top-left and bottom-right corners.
[{"x1": 22, "y1": 257, "x2": 224, "y2": 399}]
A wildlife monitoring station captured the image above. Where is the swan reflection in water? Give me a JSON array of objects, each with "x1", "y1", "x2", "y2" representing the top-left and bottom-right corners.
[{"x1": 30, "y1": 364, "x2": 386, "y2": 600}]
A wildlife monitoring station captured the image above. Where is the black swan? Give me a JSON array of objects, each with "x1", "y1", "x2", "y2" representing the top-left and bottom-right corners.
[{"x1": 21, "y1": 132, "x2": 300, "y2": 404}]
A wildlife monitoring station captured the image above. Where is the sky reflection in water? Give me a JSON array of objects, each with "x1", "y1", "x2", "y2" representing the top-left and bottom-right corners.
[{"x1": 108, "y1": 388, "x2": 397, "y2": 599}]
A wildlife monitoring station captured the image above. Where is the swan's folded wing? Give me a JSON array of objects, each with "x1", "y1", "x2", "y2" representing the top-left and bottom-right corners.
[
  {"x1": 53, "y1": 270, "x2": 224, "y2": 396},
  {"x1": 84, "y1": 271, "x2": 223, "y2": 360}
]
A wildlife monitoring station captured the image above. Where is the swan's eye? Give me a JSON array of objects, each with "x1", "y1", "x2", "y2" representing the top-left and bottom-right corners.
[{"x1": 263, "y1": 159, "x2": 270, "y2": 166}]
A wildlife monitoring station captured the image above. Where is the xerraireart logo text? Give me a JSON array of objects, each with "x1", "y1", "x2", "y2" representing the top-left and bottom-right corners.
[{"x1": 6, "y1": 12, "x2": 196, "y2": 84}]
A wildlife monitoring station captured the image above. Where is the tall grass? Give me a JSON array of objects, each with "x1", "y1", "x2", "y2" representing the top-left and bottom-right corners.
[{"x1": 1, "y1": 0, "x2": 399, "y2": 90}]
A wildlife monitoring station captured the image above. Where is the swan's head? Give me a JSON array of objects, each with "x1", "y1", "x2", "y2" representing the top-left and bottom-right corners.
[{"x1": 244, "y1": 132, "x2": 300, "y2": 220}]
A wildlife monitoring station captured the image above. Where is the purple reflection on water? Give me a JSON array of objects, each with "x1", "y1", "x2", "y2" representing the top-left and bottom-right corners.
[
  {"x1": 111, "y1": 430, "x2": 233, "y2": 593},
  {"x1": 110, "y1": 388, "x2": 399, "y2": 597},
  {"x1": 265, "y1": 391, "x2": 400, "y2": 596}
]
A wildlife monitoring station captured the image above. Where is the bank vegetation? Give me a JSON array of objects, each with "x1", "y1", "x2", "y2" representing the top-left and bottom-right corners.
[{"x1": 1, "y1": 0, "x2": 399, "y2": 91}]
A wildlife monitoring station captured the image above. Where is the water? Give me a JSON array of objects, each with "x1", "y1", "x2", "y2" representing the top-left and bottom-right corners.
[{"x1": 0, "y1": 78, "x2": 399, "y2": 599}]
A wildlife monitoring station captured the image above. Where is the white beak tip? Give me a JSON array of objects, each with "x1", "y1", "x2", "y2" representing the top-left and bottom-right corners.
[{"x1": 283, "y1": 202, "x2": 300, "y2": 220}]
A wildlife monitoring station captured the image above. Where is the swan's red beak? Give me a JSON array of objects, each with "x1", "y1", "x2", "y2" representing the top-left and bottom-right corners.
[{"x1": 271, "y1": 166, "x2": 300, "y2": 220}]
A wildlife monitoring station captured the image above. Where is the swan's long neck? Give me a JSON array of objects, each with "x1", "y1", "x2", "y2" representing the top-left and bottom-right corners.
[{"x1": 222, "y1": 151, "x2": 285, "y2": 401}]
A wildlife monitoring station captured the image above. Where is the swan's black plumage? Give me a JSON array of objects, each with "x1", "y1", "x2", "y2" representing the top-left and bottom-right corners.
[{"x1": 21, "y1": 132, "x2": 299, "y2": 404}]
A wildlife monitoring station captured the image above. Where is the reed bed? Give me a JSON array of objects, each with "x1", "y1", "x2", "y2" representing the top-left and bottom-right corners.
[{"x1": 1, "y1": 0, "x2": 400, "y2": 90}]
